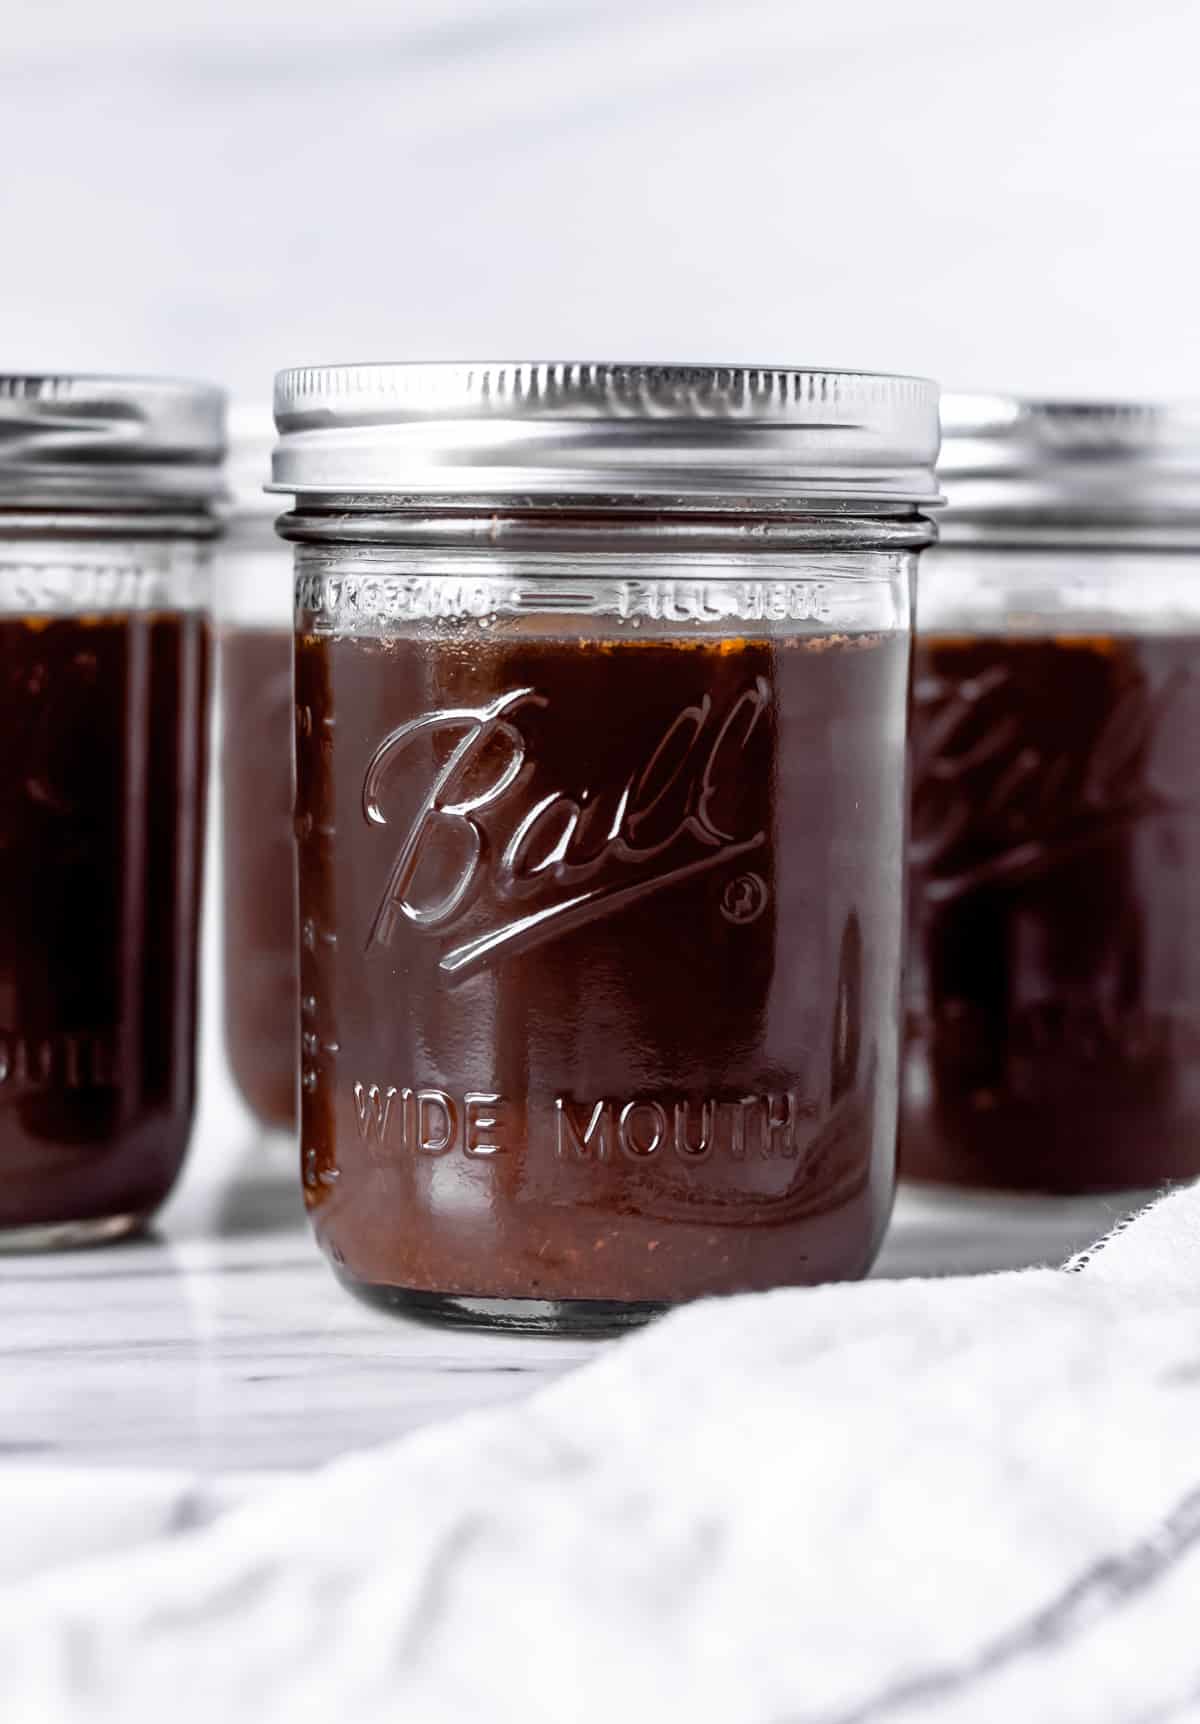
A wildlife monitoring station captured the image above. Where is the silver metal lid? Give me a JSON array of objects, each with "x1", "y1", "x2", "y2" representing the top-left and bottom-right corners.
[
  {"x1": 939, "y1": 393, "x2": 1200, "y2": 541},
  {"x1": 0, "y1": 374, "x2": 226, "y2": 510},
  {"x1": 271, "y1": 362, "x2": 940, "y2": 512}
]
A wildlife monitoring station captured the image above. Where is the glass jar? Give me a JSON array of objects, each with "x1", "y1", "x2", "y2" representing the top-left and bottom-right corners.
[
  {"x1": 217, "y1": 408, "x2": 299, "y2": 1134},
  {"x1": 0, "y1": 374, "x2": 221, "y2": 1247},
  {"x1": 272, "y1": 361, "x2": 939, "y2": 1329},
  {"x1": 903, "y1": 395, "x2": 1200, "y2": 1193}
]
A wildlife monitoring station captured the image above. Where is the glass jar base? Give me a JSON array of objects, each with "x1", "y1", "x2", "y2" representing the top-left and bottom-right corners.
[
  {"x1": 0, "y1": 1212, "x2": 144, "y2": 1254},
  {"x1": 338, "y1": 1274, "x2": 668, "y2": 1335}
]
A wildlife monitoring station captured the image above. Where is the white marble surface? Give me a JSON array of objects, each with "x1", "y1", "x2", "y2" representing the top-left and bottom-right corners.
[{"x1": 2, "y1": 1129, "x2": 1142, "y2": 1482}]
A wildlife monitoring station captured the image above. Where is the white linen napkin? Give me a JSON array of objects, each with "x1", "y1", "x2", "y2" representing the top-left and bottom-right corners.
[{"x1": 4, "y1": 1183, "x2": 1200, "y2": 1724}]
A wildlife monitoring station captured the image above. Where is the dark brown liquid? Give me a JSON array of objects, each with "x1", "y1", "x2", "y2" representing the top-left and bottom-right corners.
[
  {"x1": 221, "y1": 627, "x2": 298, "y2": 1130},
  {"x1": 903, "y1": 633, "x2": 1200, "y2": 1192},
  {"x1": 0, "y1": 612, "x2": 209, "y2": 1233},
  {"x1": 295, "y1": 625, "x2": 908, "y2": 1307}
]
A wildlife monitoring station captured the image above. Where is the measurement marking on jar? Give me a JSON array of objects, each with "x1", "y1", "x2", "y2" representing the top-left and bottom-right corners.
[
  {"x1": 302, "y1": 918, "x2": 338, "y2": 951},
  {"x1": 304, "y1": 1146, "x2": 339, "y2": 1189},
  {"x1": 0, "y1": 1030, "x2": 117, "y2": 1091}
]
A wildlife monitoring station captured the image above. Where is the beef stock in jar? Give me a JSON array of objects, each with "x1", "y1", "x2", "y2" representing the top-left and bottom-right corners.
[{"x1": 272, "y1": 361, "x2": 939, "y2": 1329}]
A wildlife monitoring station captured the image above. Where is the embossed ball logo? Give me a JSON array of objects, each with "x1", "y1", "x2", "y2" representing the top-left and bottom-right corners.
[
  {"x1": 362, "y1": 679, "x2": 772, "y2": 976},
  {"x1": 720, "y1": 871, "x2": 768, "y2": 925}
]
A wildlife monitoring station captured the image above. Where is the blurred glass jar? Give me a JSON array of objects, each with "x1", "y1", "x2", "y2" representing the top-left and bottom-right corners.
[
  {"x1": 0, "y1": 375, "x2": 220, "y2": 1247},
  {"x1": 216, "y1": 407, "x2": 299, "y2": 1133},
  {"x1": 903, "y1": 396, "x2": 1200, "y2": 1193},
  {"x1": 273, "y1": 360, "x2": 939, "y2": 1330}
]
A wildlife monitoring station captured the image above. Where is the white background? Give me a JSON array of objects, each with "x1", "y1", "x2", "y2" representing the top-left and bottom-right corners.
[{"x1": 3, "y1": 0, "x2": 1199, "y2": 403}]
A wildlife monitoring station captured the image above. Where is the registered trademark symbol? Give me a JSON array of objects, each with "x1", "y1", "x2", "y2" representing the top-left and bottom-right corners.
[{"x1": 720, "y1": 871, "x2": 768, "y2": 925}]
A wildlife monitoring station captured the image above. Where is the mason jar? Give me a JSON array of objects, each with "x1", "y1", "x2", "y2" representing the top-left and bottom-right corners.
[
  {"x1": 272, "y1": 361, "x2": 939, "y2": 1329},
  {"x1": 0, "y1": 374, "x2": 220, "y2": 1247},
  {"x1": 903, "y1": 395, "x2": 1200, "y2": 1193},
  {"x1": 217, "y1": 406, "x2": 299, "y2": 1134}
]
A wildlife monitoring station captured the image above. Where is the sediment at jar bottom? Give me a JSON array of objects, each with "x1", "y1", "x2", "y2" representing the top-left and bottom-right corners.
[
  {"x1": 295, "y1": 624, "x2": 909, "y2": 1305},
  {"x1": 902, "y1": 631, "x2": 1200, "y2": 1193},
  {"x1": 221, "y1": 625, "x2": 299, "y2": 1132},
  {"x1": 0, "y1": 611, "x2": 208, "y2": 1234}
]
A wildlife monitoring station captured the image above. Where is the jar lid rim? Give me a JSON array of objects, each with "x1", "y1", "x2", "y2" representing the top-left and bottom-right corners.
[
  {"x1": 0, "y1": 373, "x2": 227, "y2": 509},
  {"x1": 271, "y1": 361, "x2": 942, "y2": 510},
  {"x1": 939, "y1": 391, "x2": 1200, "y2": 531}
]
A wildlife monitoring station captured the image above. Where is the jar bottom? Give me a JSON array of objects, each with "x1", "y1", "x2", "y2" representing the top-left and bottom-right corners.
[
  {"x1": 0, "y1": 1212, "x2": 144, "y2": 1254},
  {"x1": 336, "y1": 1273, "x2": 668, "y2": 1335}
]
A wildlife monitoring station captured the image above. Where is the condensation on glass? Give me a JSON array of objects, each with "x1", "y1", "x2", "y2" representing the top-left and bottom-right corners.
[
  {"x1": 903, "y1": 395, "x2": 1200, "y2": 1194},
  {"x1": 216, "y1": 407, "x2": 299, "y2": 1134},
  {"x1": 272, "y1": 361, "x2": 940, "y2": 1330},
  {"x1": 0, "y1": 374, "x2": 220, "y2": 1248}
]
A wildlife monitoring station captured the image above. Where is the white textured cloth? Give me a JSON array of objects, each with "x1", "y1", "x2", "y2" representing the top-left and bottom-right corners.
[{"x1": 5, "y1": 1186, "x2": 1200, "y2": 1724}]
